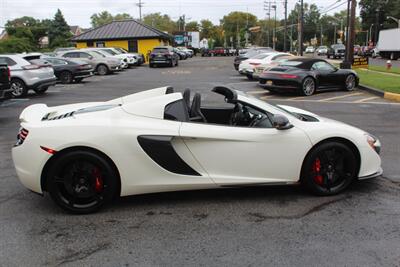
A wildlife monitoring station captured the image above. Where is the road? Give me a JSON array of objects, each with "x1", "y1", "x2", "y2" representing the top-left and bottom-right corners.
[{"x1": 1, "y1": 57, "x2": 399, "y2": 266}]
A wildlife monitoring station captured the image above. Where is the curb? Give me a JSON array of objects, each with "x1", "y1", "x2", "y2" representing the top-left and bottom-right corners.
[{"x1": 358, "y1": 84, "x2": 400, "y2": 102}]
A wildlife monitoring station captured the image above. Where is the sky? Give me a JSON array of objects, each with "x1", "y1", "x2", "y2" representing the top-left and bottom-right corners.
[{"x1": 0, "y1": 0, "x2": 354, "y2": 28}]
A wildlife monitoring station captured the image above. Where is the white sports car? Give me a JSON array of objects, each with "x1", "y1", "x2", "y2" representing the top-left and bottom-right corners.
[{"x1": 12, "y1": 86, "x2": 382, "y2": 213}]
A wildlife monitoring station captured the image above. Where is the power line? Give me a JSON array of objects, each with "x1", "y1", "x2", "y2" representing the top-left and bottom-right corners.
[{"x1": 136, "y1": 0, "x2": 144, "y2": 21}]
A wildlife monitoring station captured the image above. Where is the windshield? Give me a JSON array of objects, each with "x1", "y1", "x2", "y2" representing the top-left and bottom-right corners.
[
  {"x1": 251, "y1": 53, "x2": 271, "y2": 59},
  {"x1": 280, "y1": 61, "x2": 303, "y2": 66},
  {"x1": 104, "y1": 49, "x2": 117, "y2": 55}
]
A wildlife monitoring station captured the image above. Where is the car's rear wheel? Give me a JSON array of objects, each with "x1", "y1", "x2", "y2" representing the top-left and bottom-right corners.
[
  {"x1": 10, "y1": 78, "x2": 28, "y2": 97},
  {"x1": 301, "y1": 141, "x2": 357, "y2": 196},
  {"x1": 47, "y1": 150, "x2": 119, "y2": 214},
  {"x1": 246, "y1": 74, "x2": 253, "y2": 80},
  {"x1": 300, "y1": 77, "x2": 316, "y2": 96},
  {"x1": 96, "y1": 64, "x2": 109, "y2": 76},
  {"x1": 344, "y1": 74, "x2": 356, "y2": 91},
  {"x1": 59, "y1": 71, "x2": 73, "y2": 84}
]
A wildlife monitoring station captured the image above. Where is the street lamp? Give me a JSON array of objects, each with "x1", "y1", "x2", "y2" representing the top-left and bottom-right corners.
[{"x1": 387, "y1": 16, "x2": 400, "y2": 28}]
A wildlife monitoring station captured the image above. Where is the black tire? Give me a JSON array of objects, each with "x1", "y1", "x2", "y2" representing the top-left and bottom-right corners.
[
  {"x1": 10, "y1": 78, "x2": 28, "y2": 98},
  {"x1": 33, "y1": 86, "x2": 48, "y2": 95},
  {"x1": 246, "y1": 74, "x2": 254, "y2": 80},
  {"x1": 46, "y1": 150, "x2": 119, "y2": 214},
  {"x1": 327, "y1": 54, "x2": 330, "y2": 59},
  {"x1": 96, "y1": 64, "x2": 109, "y2": 76},
  {"x1": 149, "y1": 63, "x2": 154, "y2": 68},
  {"x1": 169, "y1": 60, "x2": 174, "y2": 67},
  {"x1": 59, "y1": 71, "x2": 73, "y2": 84},
  {"x1": 300, "y1": 77, "x2": 316, "y2": 96},
  {"x1": 301, "y1": 141, "x2": 357, "y2": 196},
  {"x1": 175, "y1": 60, "x2": 179, "y2": 66},
  {"x1": 344, "y1": 74, "x2": 356, "y2": 91},
  {"x1": 75, "y1": 78, "x2": 84, "y2": 83}
]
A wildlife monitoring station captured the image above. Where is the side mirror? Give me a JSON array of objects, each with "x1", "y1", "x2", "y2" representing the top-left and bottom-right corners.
[{"x1": 272, "y1": 114, "x2": 293, "y2": 130}]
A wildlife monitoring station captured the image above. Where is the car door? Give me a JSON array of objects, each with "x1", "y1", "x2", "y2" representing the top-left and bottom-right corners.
[
  {"x1": 312, "y1": 61, "x2": 339, "y2": 88},
  {"x1": 179, "y1": 118, "x2": 311, "y2": 185}
]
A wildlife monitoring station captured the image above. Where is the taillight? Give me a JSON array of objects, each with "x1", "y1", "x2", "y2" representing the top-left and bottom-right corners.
[
  {"x1": 250, "y1": 63, "x2": 261, "y2": 66},
  {"x1": 22, "y1": 65, "x2": 40, "y2": 70},
  {"x1": 15, "y1": 128, "x2": 29, "y2": 146},
  {"x1": 279, "y1": 74, "x2": 298, "y2": 79}
]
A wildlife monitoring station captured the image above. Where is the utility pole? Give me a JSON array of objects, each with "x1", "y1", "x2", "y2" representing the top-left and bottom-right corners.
[
  {"x1": 374, "y1": 7, "x2": 380, "y2": 45},
  {"x1": 320, "y1": 24, "x2": 323, "y2": 46},
  {"x1": 136, "y1": 0, "x2": 143, "y2": 21},
  {"x1": 264, "y1": 1, "x2": 272, "y2": 47},
  {"x1": 342, "y1": 0, "x2": 356, "y2": 69},
  {"x1": 299, "y1": 0, "x2": 304, "y2": 56},
  {"x1": 283, "y1": 0, "x2": 288, "y2": 52},
  {"x1": 272, "y1": 3, "x2": 277, "y2": 50}
]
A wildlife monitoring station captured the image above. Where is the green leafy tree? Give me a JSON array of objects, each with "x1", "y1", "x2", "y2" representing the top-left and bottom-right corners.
[
  {"x1": 5, "y1": 16, "x2": 47, "y2": 48},
  {"x1": 0, "y1": 37, "x2": 34, "y2": 53},
  {"x1": 114, "y1": 13, "x2": 133, "y2": 21},
  {"x1": 143, "y1": 13, "x2": 176, "y2": 33},
  {"x1": 360, "y1": 0, "x2": 400, "y2": 30},
  {"x1": 90, "y1": 11, "x2": 114, "y2": 27},
  {"x1": 220, "y1": 12, "x2": 258, "y2": 47},
  {"x1": 184, "y1": 21, "x2": 199, "y2": 32},
  {"x1": 48, "y1": 9, "x2": 72, "y2": 48}
]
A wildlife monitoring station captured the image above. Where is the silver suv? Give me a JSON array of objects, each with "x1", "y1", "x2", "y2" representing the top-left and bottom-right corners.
[
  {"x1": 58, "y1": 50, "x2": 121, "y2": 75},
  {"x1": 0, "y1": 54, "x2": 57, "y2": 97}
]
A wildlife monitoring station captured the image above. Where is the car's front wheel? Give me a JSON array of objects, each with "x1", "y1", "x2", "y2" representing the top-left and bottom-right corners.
[
  {"x1": 300, "y1": 77, "x2": 316, "y2": 96},
  {"x1": 344, "y1": 74, "x2": 356, "y2": 91},
  {"x1": 301, "y1": 141, "x2": 357, "y2": 196},
  {"x1": 46, "y1": 150, "x2": 119, "y2": 214}
]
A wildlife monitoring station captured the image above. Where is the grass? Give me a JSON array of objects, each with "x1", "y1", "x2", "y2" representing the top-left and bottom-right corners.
[
  {"x1": 355, "y1": 69, "x2": 400, "y2": 94},
  {"x1": 367, "y1": 65, "x2": 400, "y2": 75}
]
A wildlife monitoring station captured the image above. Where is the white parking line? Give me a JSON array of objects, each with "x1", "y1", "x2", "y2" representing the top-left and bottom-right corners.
[
  {"x1": 247, "y1": 90, "x2": 267, "y2": 95},
  {"x1": 318, "y1": 92, "x2": 363, "y2": 102},
  {"x1": 354, "y1": 96, "x2": 380, "y2": 103}
]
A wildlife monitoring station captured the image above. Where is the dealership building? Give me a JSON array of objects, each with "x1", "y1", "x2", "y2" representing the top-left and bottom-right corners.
[{"x1": 71, "y1": 19, "x2": 172, "y2": 57}]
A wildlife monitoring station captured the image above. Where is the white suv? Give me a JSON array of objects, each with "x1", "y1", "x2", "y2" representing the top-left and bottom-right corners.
[
  {"x1": 0, "y1": 54, "x2": 57, "y2": 97},
  {"x1": 93, "y1": 48, "x2": 138, "y2": 68}
]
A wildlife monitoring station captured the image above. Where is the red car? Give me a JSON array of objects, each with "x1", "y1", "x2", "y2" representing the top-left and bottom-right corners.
[{"x1": 209, "y1": 47, "x2": 226, "y2": 56}]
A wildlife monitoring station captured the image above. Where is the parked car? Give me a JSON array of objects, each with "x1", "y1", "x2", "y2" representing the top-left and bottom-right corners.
[
  {"x1": 316, "y1": 46, "x2": 328, "y2": 55},
  {"x1": 259, "y1": 57, "x2": 359, "y2": 96},
  {"x1": 173, "y1": 48, "x2": 188, "y2": 60},
  {"x1": 233, "y1": 47, "x2": 274, "y2": 70},
  {"x1": 239, "y1": 52, "x2": 293, "y2": 80},
  {"x1": 327, "y1": 44, "x2": 346, "y2": 59},
  {"x1": 0, "y1": 61, "x2": 12, "y2": 102},
  {"x1": 149, "y1": 46, "x2": 179, "y2": 68},
  {"x1": 176, "y1": 47, "x2": 193, "y2": 58},
  {"x1": 371, "y1": 47, "x2": 379, "y2": 58},
  {"x1": 252, "y1": 55, "x2": 295, "y2": 80},
  {"x1": 0, "y1": 54, "x2": 56, "y2": 97},
  {"x1": 100, "y1": 47, "x2": 139, "y2": 67},
  {"x1": 113, "y1": 47, "x2": 145, "y2": 65},
  {"x1": 82, "y1": 48, "x2": 127, "y2": 70},
  {"x1": 12, "y1": 86, "x2": 382, "y2": 213},
  {"x1": 58, "y1": 50, "x2": 121, "y2": 75},
  {"x1": 305, "y1": 46, "x2": 315, "y2": 53},
  {"x1": 41, "y1": 57, "x2": 94, "y2": 84},
  {"x1": 54, "y1": 47, "x2": 76, "y2": 53},
  {"x1": 210, "y1": 47, "x2": 226, "y2": 56}
]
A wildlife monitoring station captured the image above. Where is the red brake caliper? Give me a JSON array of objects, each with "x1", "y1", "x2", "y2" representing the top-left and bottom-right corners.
[
  {"x1": 312, "y1": 158, "x2": 323, "y2": 185},
  {"x1": 93, "y1": 168, "x2": 103, "y2": 193}
]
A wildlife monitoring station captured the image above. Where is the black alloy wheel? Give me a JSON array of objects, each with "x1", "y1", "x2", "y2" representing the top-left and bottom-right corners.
[
  {"x1": 47, "y1": 150, "x2": 118, "y2": 214},
  {"x1": 59, "y1": 71, "x2": 73, "y2": 84},
  {"x1": 10, "y1": 78, "x2": 28, "y2": 97},
  {"x1": 301, "y1": 142, "x2": 357, "y2": 195},
  {"x1": 344, "y1": 74, "x2": 356, "y2": 91},
  {"x1": 300, "y1": 77, "x2": 316, "y2": 96}
]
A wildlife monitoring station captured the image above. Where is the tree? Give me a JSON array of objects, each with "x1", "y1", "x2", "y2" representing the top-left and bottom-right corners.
[
  {"x1": 48, "y1": 9, "x2": 72, "y2": 48},
  {"x1": 90, "y1": 11, "x2": 114, "y2": 27},
  {"x1": 143, "y1": 13, "x2": 176, "y2": 33},
  {"x1": 114, "y1": 13, "x2": 133, "y2": 21},
  {"x1": 185, "y1": 21, "x2": 199, "y2": 32},
  {"x1": 0, "y1": 37, "x2": 34, "y2": 53},
  {"x1": 360, "y1": 0, "x2": 400, "y2": 30},
  {"x1": 5, "y1": 16, "x2": 48, "y2": 49},
  {"x1": 220, "y1": 12, "x2": 258, "y2": 47}
]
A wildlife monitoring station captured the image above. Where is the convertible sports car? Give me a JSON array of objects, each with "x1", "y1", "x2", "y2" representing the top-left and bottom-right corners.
[
  {"x1": 12, "y1": 86, "x2": 382, "y2": 213},
  {"x1": 259, "y1": 58, "x2": 359, "y2": 96}
]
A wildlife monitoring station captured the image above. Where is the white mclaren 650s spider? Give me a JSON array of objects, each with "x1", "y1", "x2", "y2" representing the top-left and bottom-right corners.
[{"x1": 12, "y1": 86, "x2": 382, "y2": 213}]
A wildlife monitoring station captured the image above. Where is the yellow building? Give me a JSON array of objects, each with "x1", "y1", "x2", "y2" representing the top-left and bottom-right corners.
[{"x1": 71, "y1": 19, "x2": 172, "y2": 62}]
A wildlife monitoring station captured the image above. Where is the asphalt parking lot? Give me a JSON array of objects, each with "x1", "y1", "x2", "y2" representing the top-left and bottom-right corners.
[{"x1": 1, "y1": 57, "x2": 400, "y2": 266}]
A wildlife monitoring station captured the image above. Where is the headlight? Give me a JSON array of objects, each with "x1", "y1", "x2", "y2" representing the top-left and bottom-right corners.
[{"x1": 365, "y1": 133, "x2": 381, "y2": 154}]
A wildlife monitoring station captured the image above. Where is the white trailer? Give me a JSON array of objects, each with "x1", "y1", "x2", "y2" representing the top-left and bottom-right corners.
[{"x1": 377, "y1": 28, "x2": 400, "y2": 60}]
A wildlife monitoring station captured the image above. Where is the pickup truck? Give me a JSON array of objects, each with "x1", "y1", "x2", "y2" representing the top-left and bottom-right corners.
[{"x1": 0, "y1": 63, "x2": 12, "y2": 102}]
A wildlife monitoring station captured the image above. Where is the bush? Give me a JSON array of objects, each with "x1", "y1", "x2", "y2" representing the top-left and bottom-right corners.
[{"x1": 0, "y1": 37, "x2": 34, "y2": 53}]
